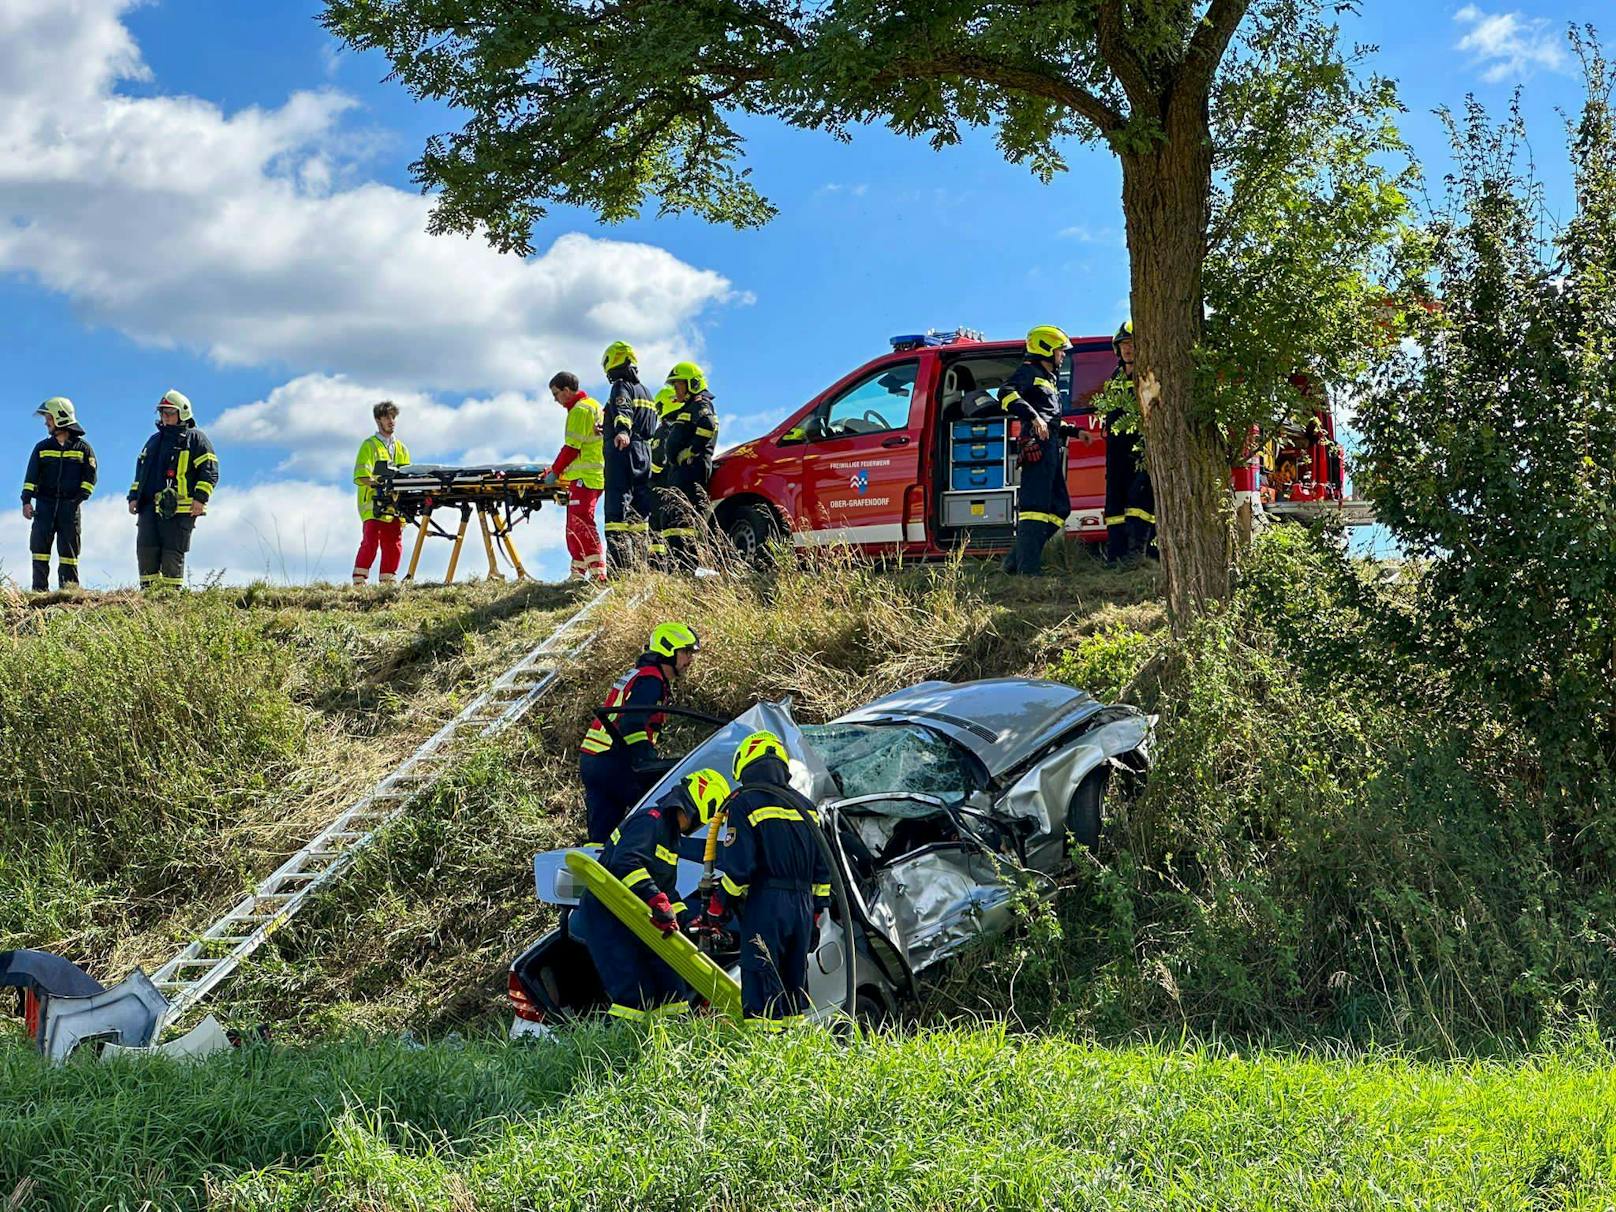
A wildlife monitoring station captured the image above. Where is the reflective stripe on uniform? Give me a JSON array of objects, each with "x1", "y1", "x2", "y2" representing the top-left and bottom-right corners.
[
  {"x1": 720, "y1": 872, "x2": 749, "y2": 897},
  {"x1": 655, "y1": 845, "x2": 679, "y2": 865},
  {"x1": 747, "y1": 806, "x2": 804, "y2": 827},
  {"x1": 604, "y1": 521, "x2": 631, "y2": 532},
  {"x1": 812, "y1": 882, "x2": 831, "y2": 898},
  {"x1": 1124, "y1": 507, "x2": 1156, "y2": 523},
  {"x1": 661, "y1": 527, "x2": 698, "y2": 538},
  {"x1": 1021, "y1": 511, "x2": 1066, "y2": 526},
  {"x1": 31, "y1": 553, "x2": 49, "y2": 562},
  {"x1": 622, "y1": 868, "x2": 652, "y2": 888},
  {"x1": 1104, "y1": 514, "x2": 1127, "y2": 526}
]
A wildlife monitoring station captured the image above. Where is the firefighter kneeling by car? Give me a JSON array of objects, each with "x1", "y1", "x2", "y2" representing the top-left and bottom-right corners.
[
  {"x1": 692, "y1": 730, "x2": 831, "y2": 1026},
  {"x1": 576, "y1": 768, "x2": 732, "y2": 1023}
]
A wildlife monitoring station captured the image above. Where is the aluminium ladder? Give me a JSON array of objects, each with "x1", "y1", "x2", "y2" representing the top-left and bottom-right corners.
[{"x1": 146, "y1": 585, "x2": 619, "y2": 1035}]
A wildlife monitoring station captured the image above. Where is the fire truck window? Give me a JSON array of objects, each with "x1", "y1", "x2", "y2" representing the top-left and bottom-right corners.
[{"x1": 814, "y1": 362, "x2": 918, "y2": 438}]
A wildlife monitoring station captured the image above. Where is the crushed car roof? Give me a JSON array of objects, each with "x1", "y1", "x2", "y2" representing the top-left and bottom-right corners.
[{"x1": 829, "y1": 678, "x2": 1108, "y2": 779}]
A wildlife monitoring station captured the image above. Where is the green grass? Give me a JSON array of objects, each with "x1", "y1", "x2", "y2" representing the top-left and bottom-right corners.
[{"x1": 3, "y1": 1027, "x2": 1615, "y2": 1211}]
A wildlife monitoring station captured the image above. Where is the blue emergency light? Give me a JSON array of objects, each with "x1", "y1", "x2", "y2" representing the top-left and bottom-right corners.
[{"x1": 889, "y1": 327, "x2": 985, "y2": 352}]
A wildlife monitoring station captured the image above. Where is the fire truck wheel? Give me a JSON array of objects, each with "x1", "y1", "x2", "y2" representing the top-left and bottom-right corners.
[{"x1": 724, "y1": 502, "x2": 782, "y2": 568}]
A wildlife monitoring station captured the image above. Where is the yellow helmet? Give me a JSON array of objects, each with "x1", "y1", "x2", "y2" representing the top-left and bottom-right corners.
[
  {"x1": 666, "y1": 361, "x2": 707, "y2": 394},
  {"x1": 654, "y1": 385, "x2": 680, "y2": 417},
  {"x1": 1026, "y1": 325, "x2": 1071, "y2": 360},
  {"x1": 681, "y1": 768, "x2": 732, "y2": 826},
  {"x1": 602, "y1": 341, "x2": 638, "y2": 373},
  {"x1": 35, "y1": 397, "x2": 77, "y2": 428},
  {"x1": 1112, "y1": 319, "x2": 1134, "y2": 354},
  {"x1": 648, "y1": 621, "x2": 700, "y2": 659},
  {"x1": 734, "y1": 730, "x2": 789, "y2": 780}
]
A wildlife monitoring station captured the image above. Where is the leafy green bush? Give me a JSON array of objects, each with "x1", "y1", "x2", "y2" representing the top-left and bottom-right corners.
[{"x1": 1046, "y1": 624, "x2": 1159, "y2": 702}]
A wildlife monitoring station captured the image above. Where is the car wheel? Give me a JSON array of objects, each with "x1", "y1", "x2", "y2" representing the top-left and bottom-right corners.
[
  {"x1": 725, "y1": 502, "x2": 782, "y2": 568},
  {"x1": 854, "y1": 986, "x2": 895, "y2": 1028},
  {"x1": 1066, "y1": 768, "x2": 1109, "y2": 854}
]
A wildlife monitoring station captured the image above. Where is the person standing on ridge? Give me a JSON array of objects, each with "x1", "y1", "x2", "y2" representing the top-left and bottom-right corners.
[
  {"x1": 657, "y1": 362, "x2": 719, "y2": 572},
  {"x1": 545, "y1": 371, "x2": 606, "y2": 582},
  {"x1": 1100, "y1": 321, "x2": 1156, "y2": 564},
  {"x1": 127, "y1": 389, "x2": 218, "y2": 591},
  {"x1": 352, "y1": 400, "x2": 411, "y2": 585},
  {"x1": 21, "y1": 397, "x2": 97, "y2": 592},
  {"x1": 600, "y1": 341, "x2": 658, "y2": 572}
]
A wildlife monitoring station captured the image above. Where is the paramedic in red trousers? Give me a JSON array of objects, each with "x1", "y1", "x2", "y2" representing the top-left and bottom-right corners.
[
  {"x1": 996, "y1": 325, "x2": 1073, "y2": 577},
  {"x1": 600, "y1": 341, "x2": 658, "y2": 572},
  {"x1": 574, "y1": 768, "x2": 731, "y2": 1023},
  {"x1": 352, "y1": 401, "x2": 410, "y2": 585},
  {"x1": 1101, "y1": 321, "x2": 1156, "y2": 564},
  {"x1": 543, "y1": 371, "x2": 606, "y2": 581},
  {"x1": 22, "y1": 397, "x2": 97, "y2": 592},
  {"x1": 698, "y1": 730, "x2": 831, "y2": 1025},
  {"x1": 127, "y1": 389, "x2": 219, "y2": 591},
  {"x1": 578, "y1": 622, "x2": 701, "y2": 844}
]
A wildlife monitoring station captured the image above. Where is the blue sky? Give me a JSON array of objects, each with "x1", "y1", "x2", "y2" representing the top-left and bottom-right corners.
[{"x1": 1, "y1": 0, "x2": 1603, "y2": 585}]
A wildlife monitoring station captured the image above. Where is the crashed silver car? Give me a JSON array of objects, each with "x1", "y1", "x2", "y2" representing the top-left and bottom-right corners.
[{"x1": 509, "y1": 677, "x2": 1152, "y2": 1029}]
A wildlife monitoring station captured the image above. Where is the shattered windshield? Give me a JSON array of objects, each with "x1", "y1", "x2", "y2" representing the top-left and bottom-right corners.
[{"x1": 801, "y1": 722, "x2": 981, "y2": 805}]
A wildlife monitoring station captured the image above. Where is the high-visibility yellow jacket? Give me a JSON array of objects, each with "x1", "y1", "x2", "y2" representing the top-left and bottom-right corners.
[
  {"x1": 557, "y1": 394, "x2": 605, "y2": 491},
  {"x1": 354, "y1": 434, "x2": 411, "y2": 521}
]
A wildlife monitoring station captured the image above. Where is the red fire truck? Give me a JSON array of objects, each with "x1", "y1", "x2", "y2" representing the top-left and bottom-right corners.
[{"x1": 708, "y1": 328, "x2": 1369, "y2": 560}]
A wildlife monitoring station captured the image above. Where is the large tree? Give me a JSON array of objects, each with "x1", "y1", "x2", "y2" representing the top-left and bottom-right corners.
[{"x1": 326, "y1": 0, "x2": 1373, "y2": 626}]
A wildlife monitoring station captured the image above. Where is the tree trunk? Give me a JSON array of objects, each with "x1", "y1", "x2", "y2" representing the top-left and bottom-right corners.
[{"x1": 1119, "y1": 87, "x2": 1233, "y2": 634}]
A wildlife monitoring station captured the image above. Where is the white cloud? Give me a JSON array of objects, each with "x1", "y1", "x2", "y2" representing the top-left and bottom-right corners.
[
  {"x1": 0, "y1": 480, "x2": 572, "y2": 590},
  {"x1": 0, "y1": 0, "x2": 735, "y2": 394},
  {"x1": 1453, "y1": 6, "x2": 1571, "y2": 84},
  {"x1": 1058, "y1": 224, "x2": 1119, "y2": 244},
  {"x1": 212, "y1": 374, "x2": 568, "y2": 478}
]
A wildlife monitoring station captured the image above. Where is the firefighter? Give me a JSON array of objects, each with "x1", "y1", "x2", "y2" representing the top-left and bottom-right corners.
[
  {"x1": 352, "y1": 400, "x2": 411, "y2": 585},
  {"x1": 578, "y1": 622, "x2": 701, "y2": 844},
  {"x1": 21, "y1": 397, "x2": 97, "y2": 592},
  {"x1": 545, "y1": 371, "x2": 607, "y2": 582},
  {"x1": 655, "y1": 361, "x2": 719, "y2": 573},
  {"x1": 647, "y1": 386, "x2": 681, "y2": 570},
  {"x1": 600, "y1": 341, "x2": 658, "y2": 572},
  {"x1": 699, "y1": 731, "x2": 832, "y2": 1025},
  {"x1": 1101, "y1": 321, "x2": 1156, "y2": 564},
  {"x1": 126, "y1": 389, "x2": 219, "y2": 591},
  {"x1": 997, "y1": 324, "x2": 1073, "y2": 577},
  {"x1": 574, "y1": 767, "x2": 731, "y2": 1023}
]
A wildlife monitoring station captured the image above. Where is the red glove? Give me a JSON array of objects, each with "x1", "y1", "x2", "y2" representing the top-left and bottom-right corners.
[
  {"x1": 1019, "y1": 433, "x2": 1044, "y2": 465},
  {"x1": 703, "y1": 894, "x2": 728, "y2": 927},
  {"x1": 646, "y1": 892, "x2": 677, "y2": 936}
]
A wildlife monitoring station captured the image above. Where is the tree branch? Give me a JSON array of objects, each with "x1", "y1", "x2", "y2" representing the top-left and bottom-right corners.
[
  {"x1": 923, "y1": 52, "x2": 1129, "y2": 135},
  {"x1": 1180, "y1": 0, "x2": 1252, "y2": 100},
  {"x1": 1095, "y1": 0, "x2": 1158, "y2": 110}
]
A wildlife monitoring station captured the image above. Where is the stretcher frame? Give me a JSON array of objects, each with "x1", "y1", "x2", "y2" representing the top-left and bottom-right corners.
[{"x1": 371, "y1": 463, "x2": 567, "y2": 583}]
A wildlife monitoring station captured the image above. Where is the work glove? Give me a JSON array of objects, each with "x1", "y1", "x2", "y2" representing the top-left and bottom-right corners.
[
  {"x1": 1018, "y1": 433, "x2": 1044, "y2": 465},
  {"x1": 646, "y1": 892, "x2": 678, "y2": 936}
]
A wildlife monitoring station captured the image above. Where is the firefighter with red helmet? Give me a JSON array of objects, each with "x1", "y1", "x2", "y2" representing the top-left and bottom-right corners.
[
  {"x1": 1101, "y1": 321, "x2": 1156, "y2": 564},
  {"x1": 996, "y1": 324, "x2": 1073, "y2": 576},
  {"x1": 578, "y1": 622, "x2": 700, "y2": 843}
]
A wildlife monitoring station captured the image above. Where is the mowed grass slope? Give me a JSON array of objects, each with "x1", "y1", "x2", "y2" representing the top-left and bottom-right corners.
[{"x1": 3, "y1": 1027, "x2": 1615, "y2": 1211}]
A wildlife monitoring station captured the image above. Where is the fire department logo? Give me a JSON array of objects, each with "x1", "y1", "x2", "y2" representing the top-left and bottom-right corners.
[{"x1": 849, "y1": 470, "x2": 869, "y2": 495}]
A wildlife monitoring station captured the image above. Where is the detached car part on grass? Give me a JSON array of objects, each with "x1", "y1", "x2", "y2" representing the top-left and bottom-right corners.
[{"x1": 509, "y1": 678, "x2": 1152, "y2": 1030}]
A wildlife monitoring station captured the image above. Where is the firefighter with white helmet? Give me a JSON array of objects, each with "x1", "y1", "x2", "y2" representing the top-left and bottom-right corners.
[
  {"x1": 126, "y1": 389, "x2": 219, "y2": 591},
  {"x1": 21, "y1": 397, "x2": 97, "y2": 592}
]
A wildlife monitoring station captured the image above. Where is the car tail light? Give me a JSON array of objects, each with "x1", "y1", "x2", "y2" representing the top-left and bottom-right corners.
[{"x1": 507, "y1": 970, "x2": 545, "y2": 1023}]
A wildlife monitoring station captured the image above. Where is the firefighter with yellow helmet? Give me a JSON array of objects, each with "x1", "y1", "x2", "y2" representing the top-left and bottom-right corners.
[
  {"x1": 126, "y1": 389, "x2": 219, "y2": 591},
  {"x1": 578, "y1": 621, "x2": 701, "y2": 843},
  {"x1": 1101, "y1": 320, "x2": 1156, "y2": 563},
  {"x1": 600, "y1": 341, "x2": 658, "y2": 572},
  {"x1": 697, "y1": 730, "x2": 832, "y2": 1024},
  {"x1": 996, "y1": 325, "x2": 1073, "y2": 575},
  {"x1": 652, "y1": 361, "x2": 719, "y2": 572},
  {"x1": 21, "y1": 397, "x2": 97, "y2": 592},
  {"x1": 573, "y1": 766, "x2": 732, "y2": 1023}
]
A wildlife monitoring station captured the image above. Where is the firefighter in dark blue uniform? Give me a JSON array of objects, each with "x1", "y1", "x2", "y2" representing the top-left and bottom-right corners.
[
  {"x1": 575, "y1": 767, "x2": 731, "y2": 1023},
  {"x1": 1101, "y1": 320, "x2": 1156, "y2": 563},
  {"x1": 578, "y1": 622, "x2": 701, "y2": 844},
  {"x1": 655, "y1": 361, "x2": 720, "y2": 572},
  {"x1": 701, "y1": 731, "x2": 832, "y2": 1024},
  {"x1": 997, "y1": 324, "x2": 1073, "y2": 576},
  {"x1": 600, "y1": 340, "x2": 658, "y2": 572},
  {"x1": 21, "y1": 397, "x2": 97, "y2": 592}
]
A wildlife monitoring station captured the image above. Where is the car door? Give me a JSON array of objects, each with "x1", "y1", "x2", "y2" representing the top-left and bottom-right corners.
[{"x1": 797, "y1": 359, "x2": 923, "y2": 547}]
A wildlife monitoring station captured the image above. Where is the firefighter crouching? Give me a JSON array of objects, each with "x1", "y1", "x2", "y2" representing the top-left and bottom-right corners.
[
  {"x1": 696, "y1": 730, "x2": 831, "y2": 1025},
  {"x1": 997, "y1": 325, "x2": 1073, "y2": 577},
  {"x1": 575, "y1": 768, "x2": 731, "y2": 1023},
  {"x1": 1101, "y1": 321, "x2": 1157, "y2": 564},
  {"x1": 22, "y1": 398, "x2": 97, "y2": 592},
  {"x1": 579, "y1": 622, "x2": 701, "y2": 844},
  {"x1": 601, "y1": 341, "x2": 658, "y2": 573},
  {"x1": 127, "y1": 389, "x2": 219, "y2": 591},
  {"x1": 652, "y1": 362, "x2": 719, "y2": 573}
]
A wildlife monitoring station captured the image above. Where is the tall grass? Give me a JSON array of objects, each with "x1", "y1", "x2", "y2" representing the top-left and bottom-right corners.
[{"x1": 3, "y1": 1028, "x2": 1615, "y2": 1211}]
